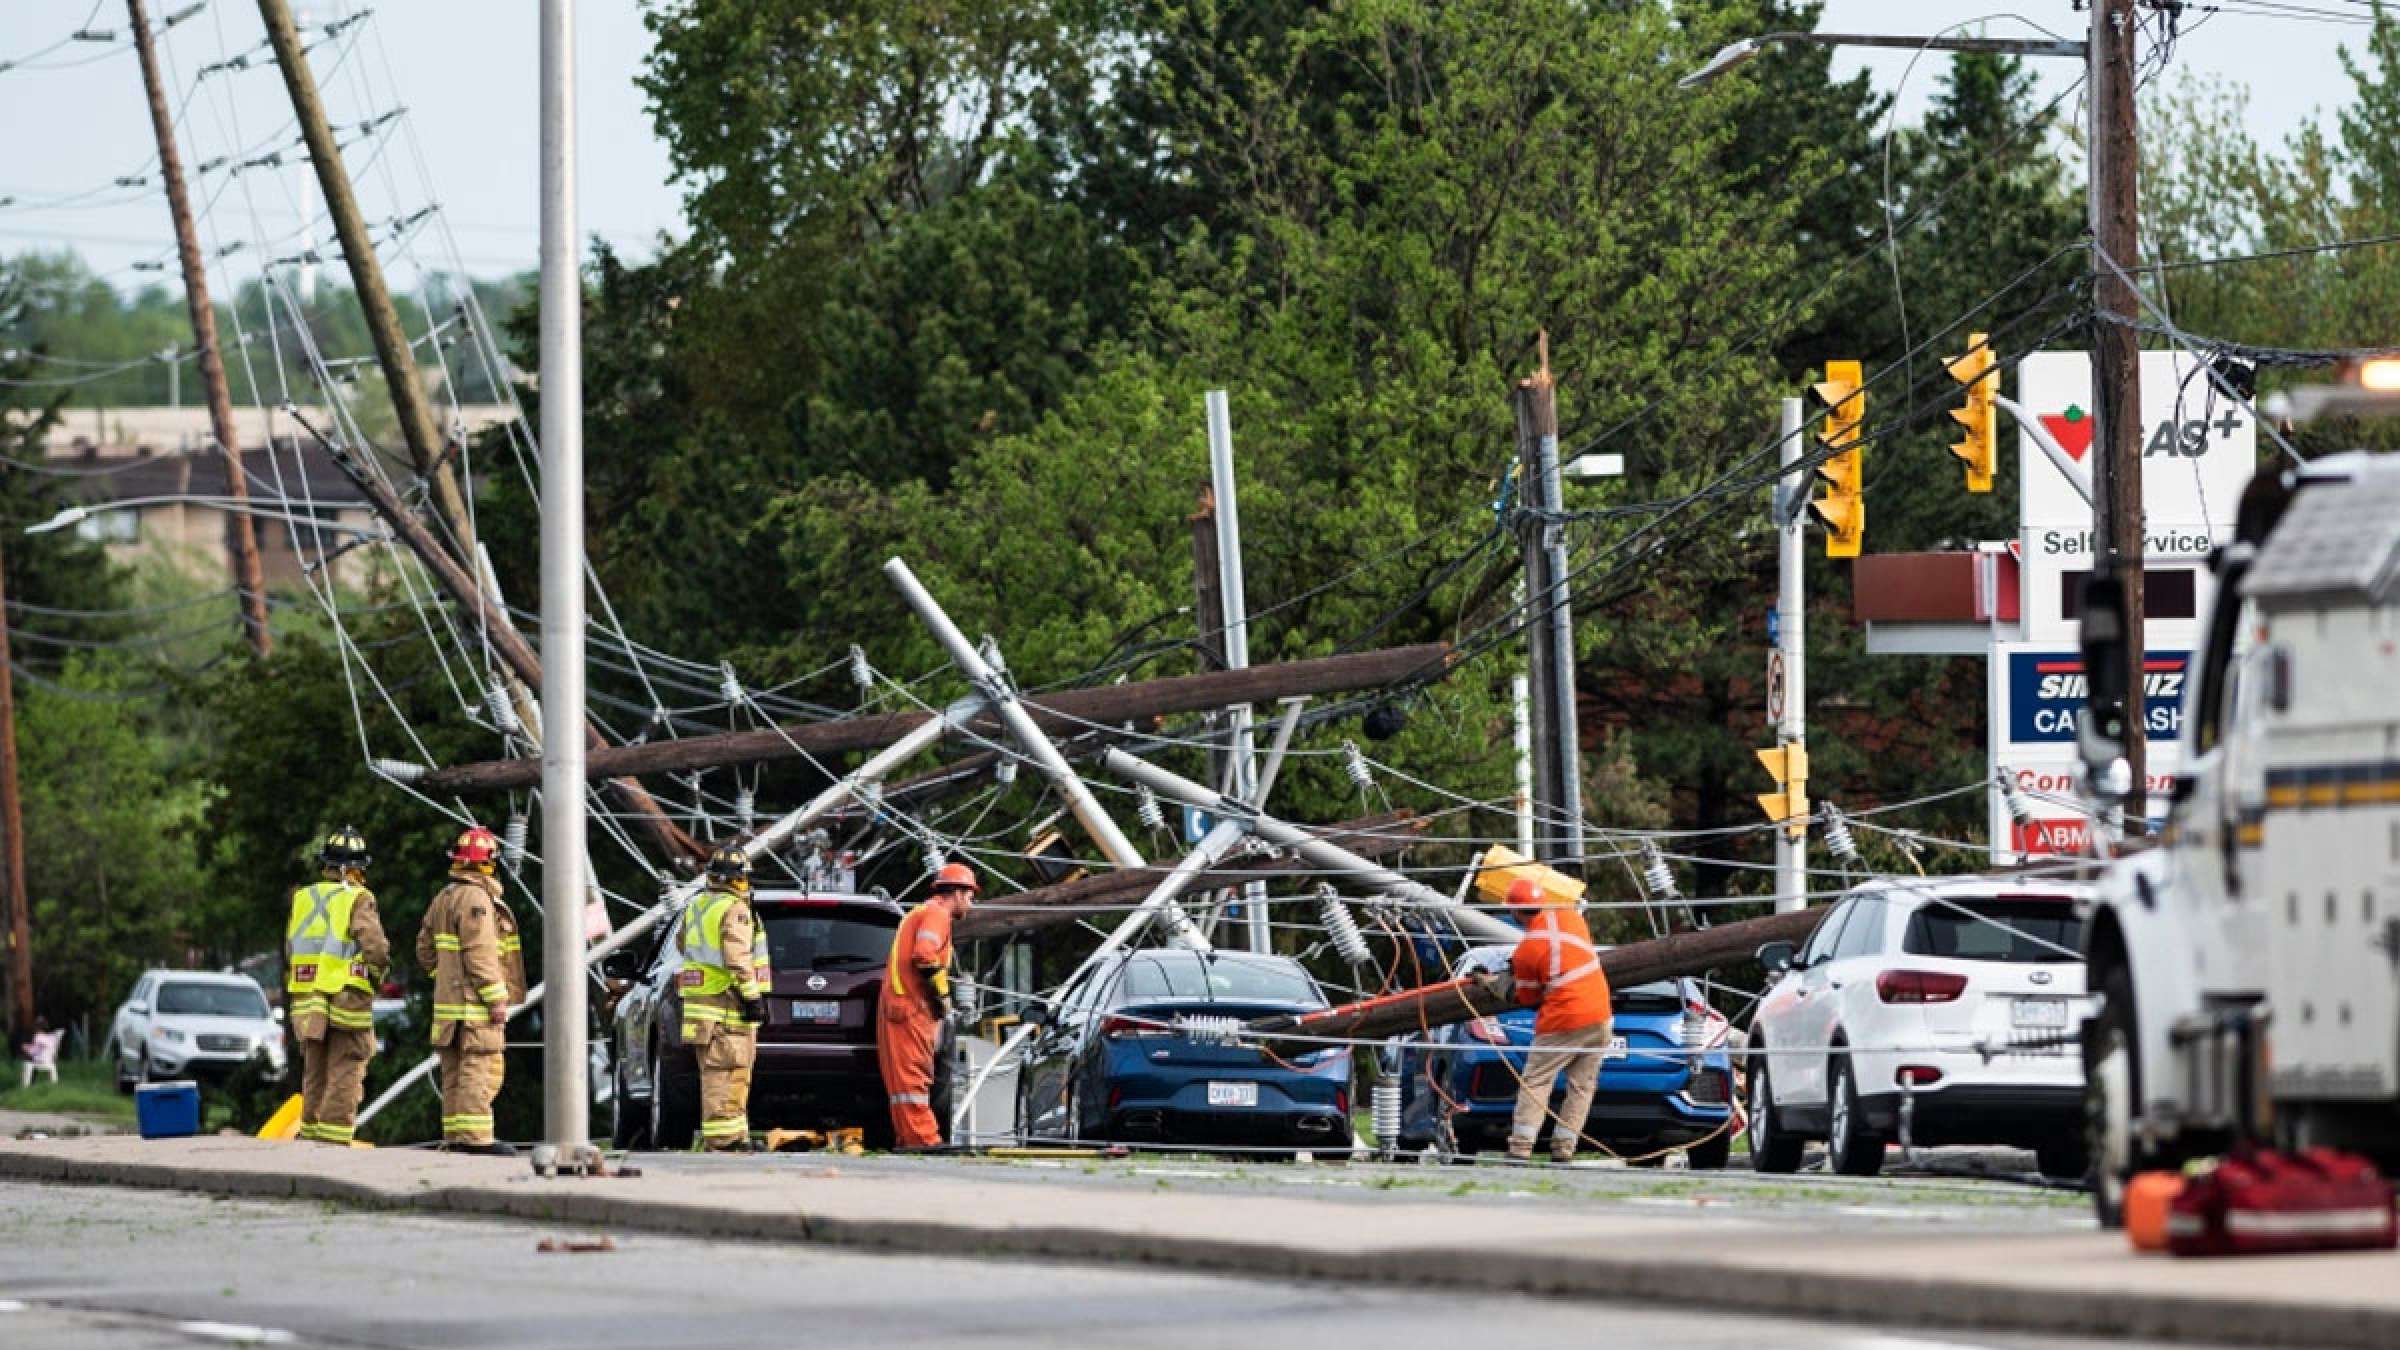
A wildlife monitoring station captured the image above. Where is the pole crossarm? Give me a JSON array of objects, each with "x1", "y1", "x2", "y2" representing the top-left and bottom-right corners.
[{"x1": 418, "y1": 643, "x2": 1448, "y2": 795}]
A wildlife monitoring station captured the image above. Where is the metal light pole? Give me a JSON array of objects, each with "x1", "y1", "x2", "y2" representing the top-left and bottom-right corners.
[
  {"x1": 1202, "y1": 391, "x2": 1269, "y2": 952},
  {"x1": 537, "y1": 0, "x2": 589, "y2": 1153},
  {"x1": 1774, "y1": 398, "x2": 1808, "y2": 914}
]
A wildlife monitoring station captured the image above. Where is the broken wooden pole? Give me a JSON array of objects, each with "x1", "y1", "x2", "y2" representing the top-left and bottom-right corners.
[
  {"x1": 956, "y1": 810, "x2": 1427, "y2": 942},
  {"x1": 419, "y1": 642, "x2": 1448, "y2": 795},
  {"x1": 289, "y1": 407, "x2": 701, "y2": 864},
  {"x1": 1246, "y1": 905, "x2": 1828, "y2": 1042}
]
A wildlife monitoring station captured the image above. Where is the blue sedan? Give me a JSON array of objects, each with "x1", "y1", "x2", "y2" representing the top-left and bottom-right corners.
[
  {"x1": 1015, "y1": 949, "x2": 1353, "y2": 1154},
  {"x1": 1396, "y1": 946, "x2": 1736, "y2": 1165}
]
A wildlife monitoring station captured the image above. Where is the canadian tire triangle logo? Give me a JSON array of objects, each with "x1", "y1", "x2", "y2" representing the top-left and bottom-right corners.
[{"x1": 2040, "y1": 405, "x2": 2094, "y2": 462}]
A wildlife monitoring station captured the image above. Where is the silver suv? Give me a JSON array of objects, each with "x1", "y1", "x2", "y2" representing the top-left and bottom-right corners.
[{"x1": 110, "y1": 970, "x2": 287, "y2": 1091}]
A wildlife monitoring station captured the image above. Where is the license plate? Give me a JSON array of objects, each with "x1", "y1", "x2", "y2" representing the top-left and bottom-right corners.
[
  {"x1": 1206, "y1": 1081, "x2": 1258, "y2": 1108},
  {"x1": 2012, "y1": 998, "x2": 2068, "y2": 1028},
  {"x1": 792, "y1": 999, "x2": 842, "y2": 1023},
  {"x1": 1602, "y1": 1036, "x2": 1629, "y2": 1060}
]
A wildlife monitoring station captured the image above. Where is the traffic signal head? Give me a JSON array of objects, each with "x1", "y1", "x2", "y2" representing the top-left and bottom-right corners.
[
  {"x1": 1946, "y1": 332, "x2": 1997, "y2": 494},
  {"x1": 1755, "y1": 742, "x2": 1810, "y2": 839},
  {"x1": 1810, "y1": 360, "x2": 1865, "y2": 558}
]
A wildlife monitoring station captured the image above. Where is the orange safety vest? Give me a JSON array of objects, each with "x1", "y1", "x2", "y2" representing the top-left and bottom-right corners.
[{"x1": 1510, "y1": 903, "x2": 1612, "y2": 1035}]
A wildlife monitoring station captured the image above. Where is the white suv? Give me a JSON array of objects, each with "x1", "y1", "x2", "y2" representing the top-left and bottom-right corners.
[
  {"x1": 110, "y1": 970, "x2": 287, "y2": 1091},
  {"x1": 1745, "y1": 877, "x2": 2092, "y2": 1178}
]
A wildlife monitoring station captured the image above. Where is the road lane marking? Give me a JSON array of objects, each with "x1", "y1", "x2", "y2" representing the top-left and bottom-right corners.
[{"x1": 175, "y1": 1320, "x2": 297, "y2": 1344}]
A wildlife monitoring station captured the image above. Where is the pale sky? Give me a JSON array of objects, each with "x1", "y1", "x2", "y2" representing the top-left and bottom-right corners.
[{"x1": 0, "y1": 1, "x2": 2379, "y2": 288}]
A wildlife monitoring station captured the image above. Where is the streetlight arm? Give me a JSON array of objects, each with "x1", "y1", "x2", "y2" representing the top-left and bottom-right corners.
[{"x1": 1681, "y1": 31, "x2": 2083, "y2": 87}]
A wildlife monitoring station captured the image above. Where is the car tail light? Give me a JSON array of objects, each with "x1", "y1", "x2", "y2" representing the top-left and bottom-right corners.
[
  {"x1": 1335, "y1": 1088, "x2": 1349, "y2": 1116},
  {"x1": 1464, "y1": 1017, "x2": 1508, "y2": 1045},
  {"x1": 1099, "y1": 1015, "x2": 1169, "y2": 1039},
  {"x1": 1108, "y1": 1086, "x2": 1122, "y2": 1109},
  {"x1": 1896, "y1": 1065, "x2": 1944, "y2": 1087},
  {"x1": 1876, "y1": 970, "x2": 1969, "y2": 1004}
]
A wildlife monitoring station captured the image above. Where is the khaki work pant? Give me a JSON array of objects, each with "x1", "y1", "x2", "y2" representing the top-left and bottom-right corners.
[
  {"x1": 1507, "y1": 1018, "x2": 1615, "y2": 1159},
  {"x1": 697, "y1": 1027, "x2": 757, "y2": 1150},
  {"x1": 298, "y1": 1027, "x2": 376, "y2": 1145},
  {"x1": 437, "y1": 1045, "x2": 504, "y2": 1145}
]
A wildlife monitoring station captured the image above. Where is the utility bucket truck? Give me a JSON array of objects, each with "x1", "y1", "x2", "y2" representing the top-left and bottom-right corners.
[{"x1": 2077, "y1": 452, "x2": 2400, "y2": 1226}]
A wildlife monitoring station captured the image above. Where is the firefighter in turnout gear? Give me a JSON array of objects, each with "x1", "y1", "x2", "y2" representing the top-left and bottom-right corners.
[
  {"x1": 416, "y1": 826, "x2": 525, "y2": 1155},
  {"x1": 285, "y1": 826, "x2": 389, "y2": 1145},
  {"x1": 681, "y1": 845, "x2": 767, "y2": 1152},
  {"x1": 877, "y1": 861, "x2": 976, "y2": 1150}
]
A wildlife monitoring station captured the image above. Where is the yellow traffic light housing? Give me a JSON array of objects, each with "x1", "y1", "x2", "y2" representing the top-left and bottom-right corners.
[
  {"x1": 1809, "y1": 360, "x2": 1864, "y2": 559},
  {"x1": 1947, "y1": 332, "x2": 1998, "y2": 493},
  {"x1": 1755, "y1": 742, "x2": 1809, "y2": 839}
]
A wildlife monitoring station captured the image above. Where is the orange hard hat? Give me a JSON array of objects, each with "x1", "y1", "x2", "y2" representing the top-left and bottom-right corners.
[
  {"x1": 1505, "y1": 878, "x2": 1546, "y2": 908},
  {"x1": 933, "y1": 861, "x2": 980, "y2": 896}
]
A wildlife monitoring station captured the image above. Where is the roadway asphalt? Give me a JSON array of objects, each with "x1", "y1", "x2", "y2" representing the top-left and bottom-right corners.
[{"x1": 0, "y1": 1180, "x2": 2208, "y2": 1350}]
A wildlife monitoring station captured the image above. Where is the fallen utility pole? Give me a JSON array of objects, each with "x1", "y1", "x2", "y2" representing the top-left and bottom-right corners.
[
  {"x1": 956, "y1": 810, "x2": 1426, "y2": 942},
  {"x1": 257, "y1": 0, "x2": 476, "y2": 560},
  {"x1": 420, "y1": 642, "x2": 1448, "y2": 795},
  {"x1": 0, "y1": 534, "x2": 29, "y2": 1039},
  {"x1": 882, "y1": 556, "x2": 1210, "y2": 949},
  {"x1": 1099, "y1": 748, "x2": 1523, "y2": 946},
  {"x1": 291, "y1": 408, "x2": 700, "y2": 865},
  {"x1": 1248, "y1": 905, "x2": 1827, "y2": 1043},
  {"x1": 128, "y1": 0, "x2": 271, "y2": 658},
  {"x1": 359, "y1": 702, "x2": 980, "y2": 1128}
]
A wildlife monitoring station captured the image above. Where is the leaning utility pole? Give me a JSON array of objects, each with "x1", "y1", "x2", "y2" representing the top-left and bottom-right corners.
[
  {"x1": 127, "y1": 0, "x2": 272, "y2": 657},
  {"x1": 1202, "y1": 391, "x2": 1270, "y2": 953},
  {"x1": 1514, "y1": 337, "x2": 1584, "y2": 873},
  {"x1": 537, "y1": 0, "x2": 590, "y2": 1155},
  {"x1": 2089, "y1": 0, "x2": 2147, "y2": 822},
  {"x1": 0, "y1": 535, "x2": 28, "y2": 1039},
  {"x1": 257, "y1": 0, "x2": 476, "y2": 559}
]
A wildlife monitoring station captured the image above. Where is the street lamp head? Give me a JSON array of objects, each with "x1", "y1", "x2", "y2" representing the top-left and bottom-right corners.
[
  {"x1": 24, "y1": 505, "x2": 90, "y2": 536},
  {"x1": 1680, "y1": 37, "x2": 1764, "y2": 88}
]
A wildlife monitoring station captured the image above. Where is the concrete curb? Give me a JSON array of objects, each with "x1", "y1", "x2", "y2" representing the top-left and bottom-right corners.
[{"x1": 2, "y1": 1147, "x2": 2393, "y2": 1348}]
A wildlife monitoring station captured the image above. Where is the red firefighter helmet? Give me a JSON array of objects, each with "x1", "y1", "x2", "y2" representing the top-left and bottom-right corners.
[{"x1": 450, "y1": 825, "x2": 502, "y2": 867}]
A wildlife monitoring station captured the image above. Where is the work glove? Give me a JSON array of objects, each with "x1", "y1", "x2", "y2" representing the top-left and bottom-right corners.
[{"x1": 740, "y1": 995, "x2": 768, "y2": 1026}]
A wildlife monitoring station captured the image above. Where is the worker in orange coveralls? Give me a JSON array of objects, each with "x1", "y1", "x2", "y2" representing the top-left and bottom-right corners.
[
  {"x1": 877, "y1": 862, "x2": 978, "y2": 1150},
  {"x1": 1503, "y1": 876, "x2": 1614, "y2": 1162}
]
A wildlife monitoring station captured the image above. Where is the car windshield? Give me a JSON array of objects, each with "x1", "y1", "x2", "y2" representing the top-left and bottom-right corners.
[
  {"x1": 1903, "y1": 898, "x2": 2084, "y2": 964},
  {"x1": 156, "y1": 982, "x2": 268, "y2": 1018},
  {"x1": 1116, "y1": 955, "x2": 1320, "y2": 1006},
  {"x1": 759, "y1": 912, "x2": 895, "y2": 971}
]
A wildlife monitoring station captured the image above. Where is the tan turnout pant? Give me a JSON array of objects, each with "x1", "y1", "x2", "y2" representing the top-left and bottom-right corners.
[
  {"x1": 437, "y1": 1046, "x2": 504, "y2": 1145},
  {"x1": 1507, "y1": 1018, "x2": 1615, "y2": 1158},
  {"x1": 698, "y1": 1028, "x2": 757, "y2": 1150},
  {"x1": 299, "y1": 1027, "x2": 375, "y2": 1145}
]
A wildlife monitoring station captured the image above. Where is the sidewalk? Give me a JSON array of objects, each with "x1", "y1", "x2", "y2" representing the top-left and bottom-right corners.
[{"x1": 2, "y1": 1132, "x2": 2395, "y2": 1347}]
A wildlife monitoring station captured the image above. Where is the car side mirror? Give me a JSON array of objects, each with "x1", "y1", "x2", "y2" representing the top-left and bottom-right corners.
[
  {"x1": 128, "y1": 1002, "x2": 147, "y2": 1015},
  {"x1": 1754, "y1": 941, "x2": 1796, "y2": 975}
]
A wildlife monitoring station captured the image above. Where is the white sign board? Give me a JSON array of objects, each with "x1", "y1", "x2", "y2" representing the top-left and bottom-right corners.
[{"x1": 2013, "y1": 351, "x2": 2254, "y2": 644}]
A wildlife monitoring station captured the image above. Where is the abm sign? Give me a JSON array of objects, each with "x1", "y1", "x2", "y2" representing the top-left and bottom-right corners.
[{"x1": 2006, "y1": 649, "x2": 2187, "y2": 744}]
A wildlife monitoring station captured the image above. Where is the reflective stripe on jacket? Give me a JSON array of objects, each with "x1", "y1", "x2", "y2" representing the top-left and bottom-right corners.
[
  {"x1": 286, "y1": 880, "x2": 388, "y2": 1036},
  {"x1": 679, "y1": 889, "x2": 762, "y2": 1039},
  {"x1": 883, "y1": 900, "x2": 952, "y2": 1016},
  {"x1": 1509, "y1": 903, "x2": 1613, "y2": 1035},
  {"x1": 417, "y1": 871, "x2": 524, "y2": 1052}
]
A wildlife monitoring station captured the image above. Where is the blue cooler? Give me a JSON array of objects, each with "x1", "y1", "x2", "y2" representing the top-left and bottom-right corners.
[{"x1": 135, "y1": 1081, "x2": 201, "y2": 1139}]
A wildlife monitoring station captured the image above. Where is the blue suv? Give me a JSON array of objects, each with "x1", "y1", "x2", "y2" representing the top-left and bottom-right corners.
[{"x1": 1395, "y1": 945, "x2": 1736, "y2": 1165}]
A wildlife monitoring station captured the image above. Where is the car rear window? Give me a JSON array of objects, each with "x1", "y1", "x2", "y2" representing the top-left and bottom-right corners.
[
  {"x1": 158, "y1": 982, "x2": 268, "y2": 1018},
  {"x1": 1611, "y1": 980, "x2": 1682, "y2": 1014},
  {"x1": 1903, "y1": 898, "x2": 2084, "y2": 964},
  {"x1": 758, "y1": 912, "x2": 896, "y2": 972},
  {"x1": 1116, "y1": 956, "x2": 1320, "y2": 1006}
]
